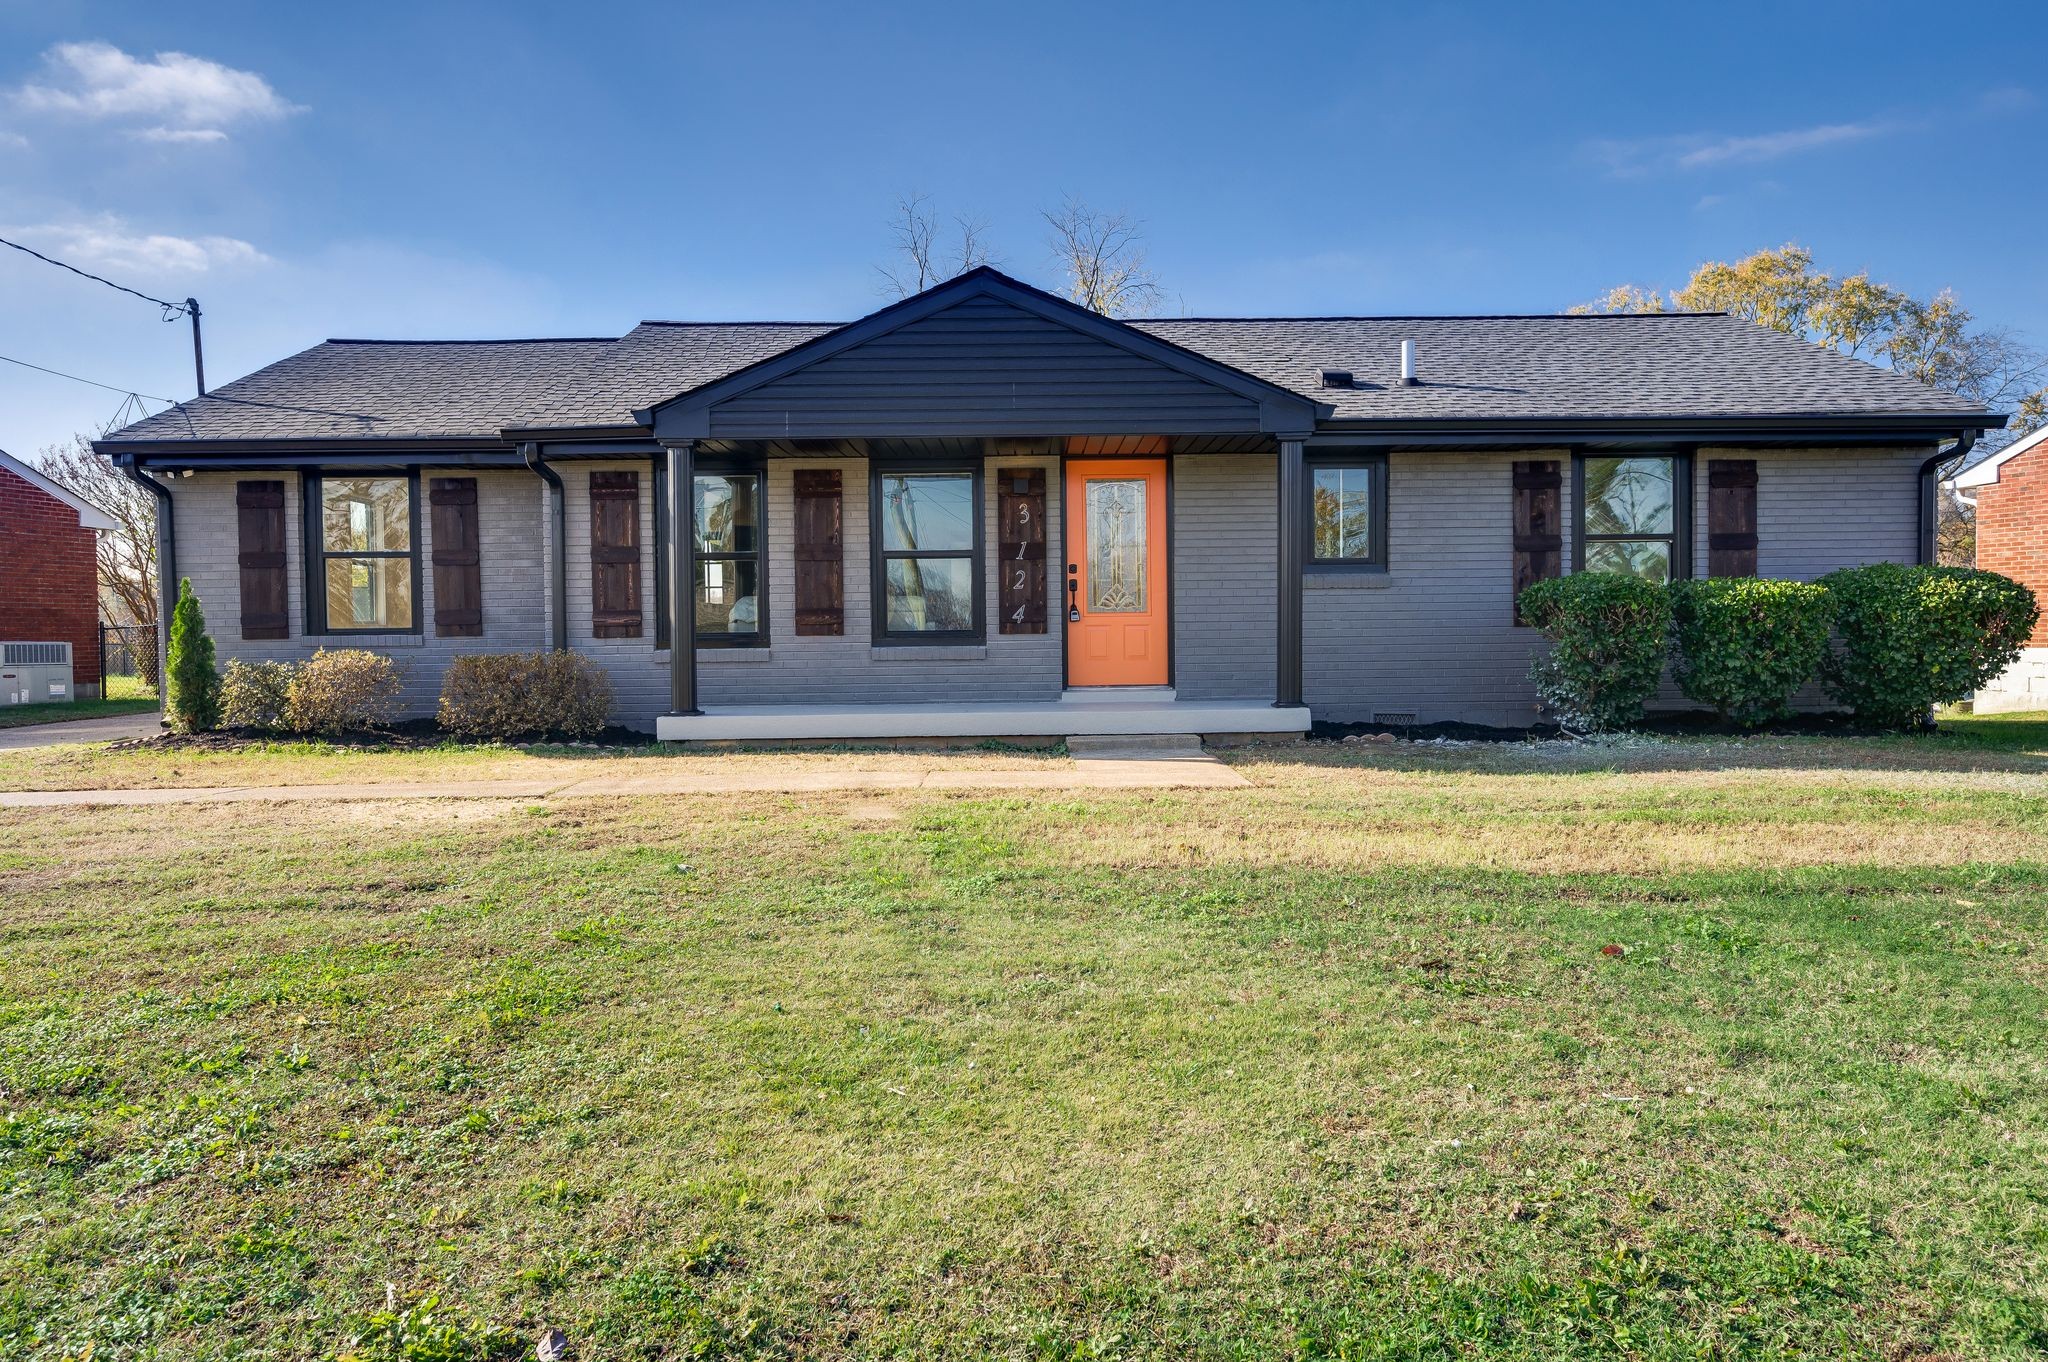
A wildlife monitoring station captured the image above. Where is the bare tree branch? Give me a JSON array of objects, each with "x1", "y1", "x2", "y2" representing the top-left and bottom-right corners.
[
  {"x1": 877, "y1": 194, "x2": 996, "y2": 298},
  {"x1": 35, "y1": 434, "x2": 158, "y2": 626},
  {"x1": 1042, "y1": 197, "x2": 1163, "y2": 318}
]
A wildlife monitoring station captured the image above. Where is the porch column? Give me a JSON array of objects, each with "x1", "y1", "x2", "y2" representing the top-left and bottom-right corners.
[
  {"x1": 663, "y1": 439, "x2": 700, "y2": 715},
  {"x1": 1275, "y1": 433, "x2": 1308, "y2": 708}
]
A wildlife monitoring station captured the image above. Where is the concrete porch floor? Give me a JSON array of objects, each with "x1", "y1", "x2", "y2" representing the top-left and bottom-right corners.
[{"x1": 653, "y1": 694, "x2": 1311, "y2": 743}]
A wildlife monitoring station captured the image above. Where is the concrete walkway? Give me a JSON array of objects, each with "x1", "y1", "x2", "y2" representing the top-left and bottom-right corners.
[
  {"x1": 0, "y1": 711, "x2": 163, "y2": 751},
  {"x1": 0, "y1": 752, "x2": 1248, "y2": 809}
]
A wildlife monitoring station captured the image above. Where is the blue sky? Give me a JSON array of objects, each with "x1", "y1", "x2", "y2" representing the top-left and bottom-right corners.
[{"x1": 3, "y1": 0, "x2": 2045, "y2": 457}]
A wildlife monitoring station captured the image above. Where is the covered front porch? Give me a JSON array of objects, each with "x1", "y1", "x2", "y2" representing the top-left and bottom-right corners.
[{"x1": 632, "y1": 270, "x2": 1328, "y2": 743}]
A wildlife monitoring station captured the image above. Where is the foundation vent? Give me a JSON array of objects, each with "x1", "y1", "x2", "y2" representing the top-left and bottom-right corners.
[{"x1": 1373, "y1": 710, "x2": 1419, "y2": 727}]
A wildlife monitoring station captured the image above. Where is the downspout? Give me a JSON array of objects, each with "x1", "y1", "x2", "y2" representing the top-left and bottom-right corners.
[
  {"x1": 522, "y1": 441, "x2": 568, "y2": 651},
  {"x1": 1920, "y1": 431, "x2": 1976, "y2": 566},
  {"x1": 115, "y1": 454, "x2": 176, "y2": 683}
]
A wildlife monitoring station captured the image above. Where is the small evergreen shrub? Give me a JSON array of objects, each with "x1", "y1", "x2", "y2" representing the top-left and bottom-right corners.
[
  {"x1": 437, "y1": 651, "x2": 613, "y2": 740},
  {"x1": 1668, "y1": 577, "x2": 1835, "y2": 726},
  {"x1": 219, "y1": 659, "x2": 296, "y2": 730},
  {"x1": 164, "y1": 578, "x2": 220, "y2": 732},
  {"x1": 1819, "y1": 563, "x2": 2040, "y2": 729},
  {"x1": 284, "y1": 649, "x2": 404, "y2": 734},
  {"x1": 1518, "y1": 572, "x2": 1673, "y2": 731}
]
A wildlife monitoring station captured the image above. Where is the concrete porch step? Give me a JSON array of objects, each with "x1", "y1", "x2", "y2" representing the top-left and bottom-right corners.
[
  {"x1": 1066, "y1": 733, "x2": 1207, "y2": 760},
  {"x1": 654, "y1": 699, "x2": 1309, "y2": 743}
]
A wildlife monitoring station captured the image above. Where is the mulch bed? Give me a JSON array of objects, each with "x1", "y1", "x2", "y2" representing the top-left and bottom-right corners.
[
  {"x1": 1310, "y1": 711, "x2": 1926, "y2": 744},
  {"x1": 106, "y1": 717, "x2": 660, "y2": 753}
]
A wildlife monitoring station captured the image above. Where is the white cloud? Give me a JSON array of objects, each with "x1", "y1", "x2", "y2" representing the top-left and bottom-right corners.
[
  {"x1": 1978, "y1": 86, "x2": 2036, "y2": 116},
  {"x1": 13, "y1": 41, "x2": 301, "y2": 138},
  {"x1": 0, "y1": 129, "x2": 27, "y2": 148},
  {"x1": 1588, "y1": 119, "x2": 1894, "y2": 177},
  {"x1": 1674, "y1": 121, "x2": 1888, "y2": 169},
  {"x1": 134, "y1": 126, "x2": 229, "y2": 144},
  {"x1": 3, "y1": 215, "x2": 271, "y2": 275}
]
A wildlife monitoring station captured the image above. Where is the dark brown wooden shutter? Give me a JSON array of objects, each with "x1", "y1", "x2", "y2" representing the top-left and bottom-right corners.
[
  {"x1": 1707, "y1": 459, "x2": 1759, "y2": 577},
  {"x1": 236, "y1": 480, "x2": 289, "y2": 640},
  {"x1": 590, "y1": 471, "x2": 642, "y2": 638},
  {"x1": 429, "y1": 477, "x2": 482, "y2": 636},
  {"x1": 792, "y1": 469, "x2": 844, "y2": 635},
  {"x1": 1511, "y1": 460, "x2": 1562, "y2": 625},
  {"x1": 997, "y1": 467, "x2": 1047, "y2": 634}
]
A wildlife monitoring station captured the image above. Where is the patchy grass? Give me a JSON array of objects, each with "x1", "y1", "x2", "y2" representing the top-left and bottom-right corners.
[
  {"x1": 1940, "y1": 709, "x2": 2048, "y2": 756},
  {"x1": 0, "y1": 673, "x2": 158, "y2": 729},
  {"x1": 0, "y1": 736, "x2": 1067, "y2": 792},
  {"x1": 0, "y1": 727, "x2": 2045, "y2": 1359}
]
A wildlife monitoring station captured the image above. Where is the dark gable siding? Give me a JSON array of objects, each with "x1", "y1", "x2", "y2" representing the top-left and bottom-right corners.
[{"x1": 706, "y1": 296, "x2": 1262, "y2": 439}]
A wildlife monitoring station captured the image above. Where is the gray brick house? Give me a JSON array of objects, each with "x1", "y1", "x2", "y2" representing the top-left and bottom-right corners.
[{"x1": 96, "y1": 268, "x2": 2001, "y2": 739}]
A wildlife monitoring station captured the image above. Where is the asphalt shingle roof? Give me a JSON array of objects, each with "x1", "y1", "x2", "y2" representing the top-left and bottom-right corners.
[
  {"x1": 1132, "y1": 313, "x2": 1975, "y2": 420},
  {"x1": 102, "y1": 308, "x2": 1981, "y2": 446}
]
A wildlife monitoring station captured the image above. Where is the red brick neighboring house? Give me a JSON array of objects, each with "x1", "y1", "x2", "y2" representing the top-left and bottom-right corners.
[
  {"x1": 0, "y1": 447, "x2": 116, "y2": 698},
  {"x1": 1955, "y1": 424, "x2": 2048, "y2": 712}
]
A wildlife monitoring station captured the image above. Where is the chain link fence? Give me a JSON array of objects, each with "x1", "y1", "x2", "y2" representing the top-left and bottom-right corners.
[{"x1": 99, "y1": 623, "x2": 160, "y2": 693}]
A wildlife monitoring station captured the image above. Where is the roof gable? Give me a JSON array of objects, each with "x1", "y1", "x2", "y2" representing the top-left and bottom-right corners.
[
  {"x1": 1953, "y1": 423, "x2": 2048, "y2": 488},
  {"x1": 0, "y1": 448, "x2": 116, "y2": 530},
  {"x1": 645, "y1": 268, "x2": 1326, "y2": 440}
]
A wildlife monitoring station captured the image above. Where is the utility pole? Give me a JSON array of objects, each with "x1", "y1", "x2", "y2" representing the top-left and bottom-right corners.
[{"x1": 186, "y1": 297, "x2": 205, "y2": 397}]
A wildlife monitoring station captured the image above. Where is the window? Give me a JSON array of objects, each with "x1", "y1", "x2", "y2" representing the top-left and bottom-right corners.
[
  {"x1": 1306, "y1": 453, "x2": 1388, "y2": 569},
  {"x1": 307, "y1": 474, "x2": 418, "y2": 633},
  {"x1": 1576, "y1": 454, "x2": 1690, "y2": 584},
  {"x1": 872, "y1": 466, "x2": 982, "y2": 641},
  {"x1": 694, "y1": 470, "x2": 765, "y2": 644}
]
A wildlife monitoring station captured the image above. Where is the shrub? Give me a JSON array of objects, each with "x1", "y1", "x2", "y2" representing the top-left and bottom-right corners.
[
  {"x1": 1819, "y1": 563, "x2": 2040, "y2": 729},
  {"x1": 219, "y1": 659, "x2": 296, "y2": 730},
  {"x1": 1668, "y1": 577, "x2": 1835, "y2": 726},
  {"x1": 284, "y1": 649, "x2": 404, "y2": 734},
  {"x1": 437, "y1": 651, "x2": 613, "y2": 740},
  {"x1": 1518, "y1": 572, "x2": 1673, "y2": 731},
  {"x1": 164, "y1": 578, "x2": 220, "y2": 732}
]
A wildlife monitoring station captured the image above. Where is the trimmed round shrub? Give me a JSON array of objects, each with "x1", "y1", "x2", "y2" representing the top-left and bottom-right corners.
[
  {"x1": 1818, "y1": 563, "x2": 2040, "y2": 729},
  {"x1": 219, "y1": 659, "x2": 296, "y2": 730},
  {"x1": 1517, "y1": 572, "x2": 1673, "y2": 731},
  {"x1": 1668, "y1": 577, "x2": 1834, "y2": 726},
  {"x1": 437, "y1": 651, "x2": 613, "y2": 741},
  {"x1": 284, "y1": 648, "x2": 404, "y2": 734}
]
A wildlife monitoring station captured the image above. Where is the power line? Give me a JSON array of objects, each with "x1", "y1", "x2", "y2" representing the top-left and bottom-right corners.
[
  {"x1": 0, "y1": 234, "x2": 193, "y2": 320},
  {"x1": 0, "y1": 351, "x2": 177, "y2": 403}
]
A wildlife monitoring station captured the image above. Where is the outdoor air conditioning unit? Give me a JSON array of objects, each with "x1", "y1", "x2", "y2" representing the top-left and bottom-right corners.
[{"x1": 0, "y1": 641, "x2": 74, "y2": 706}]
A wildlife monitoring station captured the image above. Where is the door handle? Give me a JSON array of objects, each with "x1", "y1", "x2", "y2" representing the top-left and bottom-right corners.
[{"x1": 1066, "y1": 572, "x2": 1080, "y2": 622}]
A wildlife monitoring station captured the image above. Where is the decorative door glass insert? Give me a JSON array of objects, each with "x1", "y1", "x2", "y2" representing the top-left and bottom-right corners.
[{"x1": 1086, "y1": 477, "x2": 1148, "y2": 613}]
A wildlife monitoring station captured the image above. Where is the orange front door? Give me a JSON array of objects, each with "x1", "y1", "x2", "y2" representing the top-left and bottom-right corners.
[{"x1": 1065, "y1": 457, "x2": 1170, "y2": 686}]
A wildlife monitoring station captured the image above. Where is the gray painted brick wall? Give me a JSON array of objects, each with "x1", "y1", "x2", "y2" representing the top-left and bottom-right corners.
[
  {"x1": 1304, "y1": 450, "x2": 1572, "y2": 727},
  {"x1": 171, "y1": 469, "x2": 545, "y2": 715},
  {"x1": 165, "y1": 444, "x2": 1928, "y2": 730},
  {"x1": 1173, "y1": 455, "x2": 1277, "y2": 701},
  {"x1": 1301, "y1": 446, "x2": 1926, "y2": 728}
]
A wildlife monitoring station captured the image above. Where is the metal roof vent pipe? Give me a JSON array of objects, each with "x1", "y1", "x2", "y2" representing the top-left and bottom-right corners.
[{"x1": 1399, "y1": 339, "x2": 1418, "y2": 386}]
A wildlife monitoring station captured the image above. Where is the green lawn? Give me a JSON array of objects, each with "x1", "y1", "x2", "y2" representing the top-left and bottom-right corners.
[
  {"x1": 0, "y1": 673, "x2": 158, "y2": 729},
  {"x1": 2, "y1": 723, "x2": 2045, "y2": 1359}
]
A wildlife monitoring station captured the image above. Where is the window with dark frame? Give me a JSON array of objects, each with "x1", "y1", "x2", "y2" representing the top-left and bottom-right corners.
[
  {"x1": 653, "y1": 462, "x2": 768, "y2": 648},
  {"x1": 1575, "y1": 453, "x2": 1690, "y2": 585},
  {"x1": 1306, "y1": 452, "x2": 1388, "y2": 570},
  {"x1": 694, "y1": 468, "x2": 765, "y2": 645},
  {"x1": 306, "y1": 473, "x2": 420, "y2": 634},
  {"x1": 872, "y1": 465, "x2": 983, "y2": 642}
]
